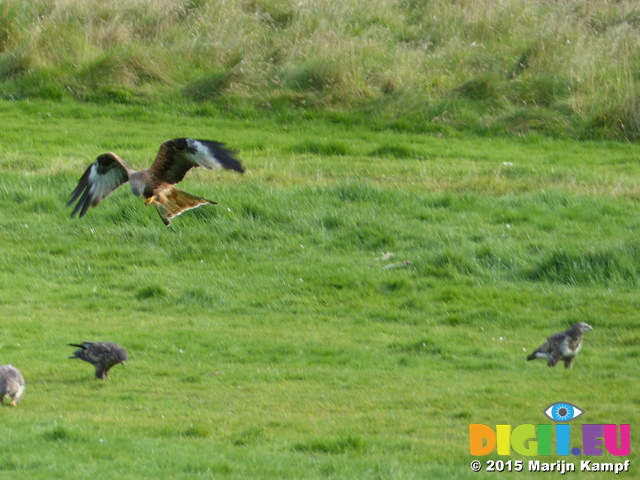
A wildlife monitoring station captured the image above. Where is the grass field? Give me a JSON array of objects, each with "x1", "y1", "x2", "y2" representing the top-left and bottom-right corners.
[{"x1": 0, "y1": 98, "x2": 638, "y2": 478}]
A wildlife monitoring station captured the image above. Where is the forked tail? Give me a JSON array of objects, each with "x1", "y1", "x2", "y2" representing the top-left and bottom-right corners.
[{"x1": 155, "y1": 187, "x2": 217, "y2": 225}]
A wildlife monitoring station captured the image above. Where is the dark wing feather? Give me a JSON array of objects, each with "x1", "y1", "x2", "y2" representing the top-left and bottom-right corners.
[
  {"x1": 68, "y1": 342, "x2": 127, "y2": 379},
  {"x1": 67, "y1": 154, "x2": 131, "y2": 217},
  {"x1": 86, "y1": 343, "x2": 111, "y2": 365},
  {"x1": 149, "y1": 138, "x2": 244, "y2": 186},
  {"x1": 68, "y1": 341, "x2": 104, "y2": 364},
  {"x1": 527, "y1": 331, "x2": 565, "y2": 359},
  {"x1": 85, "y1": 342, "x2": 117, "y2": 364},
  {"x1": 545, "y1": 330, "x2": 567, "y2": 348}
]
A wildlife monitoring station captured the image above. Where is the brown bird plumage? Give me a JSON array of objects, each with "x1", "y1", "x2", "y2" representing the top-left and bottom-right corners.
[
  {"x1": 68, "y1": 341, "x2": 128, "y2": 379},
  {"x1": 526, "y1": 322, "x2": 593, "y2": 369},
  {"x1": 0, "y1": 364, "x2": 25, "y2": 406},
  {"x1": 67, "y1": 138, "x2": 244, "y2": 225}
]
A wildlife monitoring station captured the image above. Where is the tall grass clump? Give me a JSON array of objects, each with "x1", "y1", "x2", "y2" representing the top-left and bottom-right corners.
[
  {"x1": 2, "y1": 0, "x2": 640, "y2": 138},
  {"x1": 527, "y1": 247, "x2": 640, "y2": 287}
]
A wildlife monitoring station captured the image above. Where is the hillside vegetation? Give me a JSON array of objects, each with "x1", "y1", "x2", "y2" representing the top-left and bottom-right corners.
[{"x1": 2, "y1": 0, "x2": 640, "y2": 139}]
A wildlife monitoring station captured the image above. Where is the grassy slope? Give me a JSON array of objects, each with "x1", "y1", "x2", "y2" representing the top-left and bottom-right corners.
[
  {"x1": 3, "y1": 0, "x2": 640, "y2": 139},
  {"x1": 0, "y1": 99, "x2": 638, "y2": 478}
]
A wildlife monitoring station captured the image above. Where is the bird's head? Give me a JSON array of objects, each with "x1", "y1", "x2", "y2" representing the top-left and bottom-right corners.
[
  {"x1": 573, "y1": 322, "x2": 593, "y2": 333},
  {"x1": 129, "y1": 173, "x2": 147, "y2": 198},
  {"x1": 116, "y1": 349, "x2": 129, "y2": 365}
]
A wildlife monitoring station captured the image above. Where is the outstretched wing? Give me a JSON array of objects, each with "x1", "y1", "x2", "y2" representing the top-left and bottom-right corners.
[
  {"x1": 149, "y1": 138, "x2": 244, "y2": 186},
  {"x1": 67, "y1": 153, "x2": 132, "y2": 218}
]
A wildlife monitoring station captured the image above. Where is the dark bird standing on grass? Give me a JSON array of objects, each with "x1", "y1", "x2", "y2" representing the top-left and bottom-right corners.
[
  {"x1": 526, "y1": 322, "x2": 593, "y2": 369},
  {"x1": 0, "y1": 364, "x2": 25, "y2": 406},
  {"x1": 67, "y1": 138, "x2": 244, "y2": 225},
  {"x1": 68, "y1": 342, "x2": 128, "y2": 379}
]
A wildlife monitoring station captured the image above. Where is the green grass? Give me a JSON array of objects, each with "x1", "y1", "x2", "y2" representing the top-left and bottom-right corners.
[
  {"x1": 2, "y1": 0, "x2": 640, "y2": 139},
  {"x1": 0, "y1": 98, "x2": 638, "y2": 478}
]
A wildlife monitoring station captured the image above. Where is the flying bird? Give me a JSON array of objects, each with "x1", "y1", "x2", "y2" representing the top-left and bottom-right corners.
[
  {"x1": 0, "y1": 364, "x2": 25, "y2": 406},
  {"x1": 68, "y1": 341, "x2": 128, "y2": 379},
  {"x1": 67, "y1": 138, "x2": 244, "y2": 225},
  {"x1": 526, "y1": 322, "x2": 593, "y2": 369}
]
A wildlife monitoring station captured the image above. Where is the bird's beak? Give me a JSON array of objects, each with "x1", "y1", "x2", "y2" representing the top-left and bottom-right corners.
[{"x1": 122, "y1": 361, "x2": 126, "y2": 367}]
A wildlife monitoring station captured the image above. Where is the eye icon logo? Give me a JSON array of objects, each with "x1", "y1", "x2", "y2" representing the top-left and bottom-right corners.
[{"x1": 544, "y1": 402, "x2": 584, "y2": 422}]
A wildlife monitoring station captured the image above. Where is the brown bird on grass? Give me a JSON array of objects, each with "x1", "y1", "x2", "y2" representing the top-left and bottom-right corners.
[
  {"x1": 68, "y1": 341, "x2": 128, "y2": 379},
  {"x1": 526, "y1": 322, "x2": 593, "y2": 369},
  {"x1": 0, "y1": 364, "x2": 25, "y2": 406},
  {"x1": 67, "y1": 138, "x2": 244, "y2": 225}
]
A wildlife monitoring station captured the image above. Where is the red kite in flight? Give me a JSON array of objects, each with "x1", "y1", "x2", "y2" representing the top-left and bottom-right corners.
[{"x1": 68, "y1": 138, "x2": 244, "y2": 225}]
